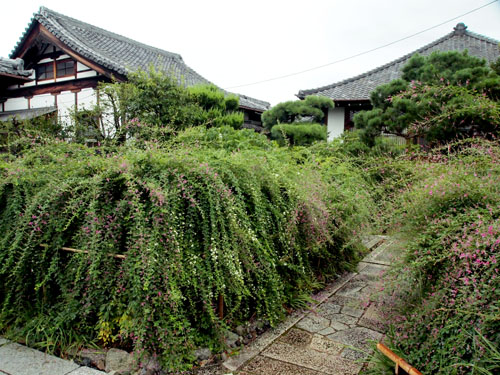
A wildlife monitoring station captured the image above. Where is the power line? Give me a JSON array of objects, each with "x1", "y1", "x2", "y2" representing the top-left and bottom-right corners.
[{"x1": 224, "y1": 0, "x2": 498, "y2": 90}]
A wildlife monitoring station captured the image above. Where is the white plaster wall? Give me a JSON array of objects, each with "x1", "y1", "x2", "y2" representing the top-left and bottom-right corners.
[
  {"x1": 77, "y1": 70, "x2": 97, "y2": 78},
  {"x1": 327, "y1": 107, "x2": 345, "y2": 141},
  {"x1": 31, "y1": 94, "x2": 54, "y2": 108},
  {"x1": 57, "y1": 91, "x2": 76, "y2": 124},
  {"x1": 77, "y1": 88, "x2": 97, "y2": 110},
  {"x1": 4, "y1": 97, "x2": 28, "y2": 111},
  {"x1": 76, "y1": 62, "x2": 91, "y2": 71},
  {"x1": 55, "y1": 76, "x2": 75, "y2": 82}
]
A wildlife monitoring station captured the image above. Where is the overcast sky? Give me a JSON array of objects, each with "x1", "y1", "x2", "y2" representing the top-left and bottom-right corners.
[{"x1": 2, "y1": 0, "x2": 499, "y2": 105}]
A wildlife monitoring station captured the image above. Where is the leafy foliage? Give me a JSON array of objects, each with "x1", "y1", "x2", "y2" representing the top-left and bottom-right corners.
[
  {"x1": 261, "y1": 96, "x2": 333, "y2": 130},
  {"x1": 355, "y1": 51, "x2": 500, "y2": 146},
  {"x1": 0, "y1": 136, "x2": 367, "y2": 368},
  {"x1": 0, "y1": 113, "x2": 62, "y2": 154},
  {"x1": 271, "y1": 123, "x2": 326, "y2": 146},
  {"x1": 366, "y1": 140, "x2": 500, "y2": 374},
  {"x1": 171, "y1": 125, "x2": 274, "y2": 152},
  {"x1": 82, "y1": 69, "x2": 243, "y2": 143}
]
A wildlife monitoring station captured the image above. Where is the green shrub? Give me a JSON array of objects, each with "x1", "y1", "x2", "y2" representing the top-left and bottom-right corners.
[
  {"x1": 262, "y1": 96, "x2": 333, "y2": 130},
  {"x1": 0, "y1": 138, "x2": 364, "y2": 369},
  {"x1": 171, "y1": 125, "x2": 274, "y2": 151},
  {"x1": 371, "y1": 140, "x2": 500, "y2": 374},
  {"x1": 95, "y1": 69, "x2": 243, "y2": 144},
  {"x1": 271, "y1": 123, "x2": 326, "y2": 146}
]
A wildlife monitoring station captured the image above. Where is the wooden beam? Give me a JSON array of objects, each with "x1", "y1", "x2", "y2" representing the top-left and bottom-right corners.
[
  {"x1": 0, "y1": 72, "x2": 33, "y2": 82},
  {"x1": 218, "y1": 294, "x2": 224, "y2": 319},
  {"x1": 238, "y1": 105, "x2": 265, "y2": 113},
  {"x1": 1, "y1": 76, "x2": 108, "y2": 98},
  {"x1": 36, "y1": 50, "x2": 65, "y2": 62}
]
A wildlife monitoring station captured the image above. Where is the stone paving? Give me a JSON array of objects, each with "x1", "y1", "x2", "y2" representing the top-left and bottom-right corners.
[
  {"x1": 0, "y1": 337, "x2": 105, "y2": 375},
  {"x1": 223, "y1": 235, "x2": 400, "y2": 375}
]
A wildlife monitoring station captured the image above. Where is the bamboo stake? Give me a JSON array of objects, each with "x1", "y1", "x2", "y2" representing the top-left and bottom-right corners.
[
  {"x1": 40, "y1": 244, "x2": 126, "y2": 259},
  {"x1": 377, "y1": 343, "x2": 423, "y2": 375}
]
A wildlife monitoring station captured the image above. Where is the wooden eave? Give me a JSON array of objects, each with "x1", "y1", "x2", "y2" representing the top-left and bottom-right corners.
[
  {"x1": 0, "y1": 72, "x2": 33, "y2": 82},
  {"x1": 13, "y1": 22, "x2": 126, "y2": 82},
  {"x1": 1, "y1": 75, "x2": 109, "y2": 98},
  {"x1": 238, "y1": 105, "x2": 265, "y2": 113},
  {"x1": 333, "y1": 99, "x2": 371, "y2": 108}
]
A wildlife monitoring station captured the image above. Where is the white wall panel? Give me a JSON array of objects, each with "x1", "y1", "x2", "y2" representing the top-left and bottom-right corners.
[
  {"x1": 327, "y1": 107, "x2": 345, "y2": 141},
  {"x1": 77, "y1": 88, "x2": 97, "y2": 110},
  {"x1": 4, "y1": 97, "x2": 28, "y2": 111},
  {"x1": 57, "y1": 91, "x2": 76, "y2": 125},
  {"x1": 55, "y1": 76, "x2": 75, "y2": 82},
  {"x1": 77, "y1": 70, "x2": 97, "y2": 78},
  {"x1": 31, "y1": 94, "x2": 54, "y2": 108},
  {"x1": 77, "y1": 62, "x2": 91, "y2": 71}
]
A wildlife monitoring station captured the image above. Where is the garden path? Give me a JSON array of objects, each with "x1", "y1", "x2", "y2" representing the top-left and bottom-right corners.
[{"x1": 222, "y1": 235, "x2": 400, "y2": 375}]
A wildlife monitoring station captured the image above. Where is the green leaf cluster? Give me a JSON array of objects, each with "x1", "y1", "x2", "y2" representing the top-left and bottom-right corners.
[
  {"x1": 271, "y1": 123, "x2": 326, "y2": 146},
  {"x1": 262, "y1": 96, "x2": 333, "y2": 129},
  {"x1": 70, "y1": 68, "x2": 243, "y2": 144}
]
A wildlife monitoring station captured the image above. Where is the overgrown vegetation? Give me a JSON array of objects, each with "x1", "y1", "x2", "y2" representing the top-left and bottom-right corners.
[
  {"x1": 0, "y1": 126, "x2": 372, "y2": 369},
  {"x1": 68, "y1": 69, "x2": 243, "y2": 144},
  {"x1": 356, "y1": 139, "x2": 500, "y2": 375}
]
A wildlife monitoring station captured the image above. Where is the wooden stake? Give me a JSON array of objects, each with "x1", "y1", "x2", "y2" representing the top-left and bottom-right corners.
[
  {"x1": 218, "y1": 294, "x2": 224, "y2": 319},
  {"x1": 40, "y1": 244, "x2": 126, "y2": 259},
  {"x1": 377, "y1": 343, "x2": 422, "y2": 375}
]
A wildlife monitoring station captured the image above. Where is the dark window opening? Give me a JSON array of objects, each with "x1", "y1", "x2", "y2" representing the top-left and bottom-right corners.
[
  {"x1": 56, "y1": 60, "x2": 75, "y2": 77},
  {"x1": 36, "y1": 59, "x2": 75, "y2": 81},
  {"x1": 36, "y1": 63, "x2": 54, "y2": 80}
]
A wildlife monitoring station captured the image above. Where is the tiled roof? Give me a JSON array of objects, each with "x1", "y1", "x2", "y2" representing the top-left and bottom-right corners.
[
  {"x1": 297, "y1": 23, "x2": 500, "y2": 101},
  {"x1": 0, "y1": 106, "x2": 56, "y2": 122},
  {"x1": 11, "y1": 7, "x2": 269, "y2": 112},
  {"x1": 0, "y1": 57, "x2": 33, "y2": 79}
]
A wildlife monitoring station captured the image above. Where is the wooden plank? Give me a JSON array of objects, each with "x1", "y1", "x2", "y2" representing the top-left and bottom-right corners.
[{"x1": 218, "y1": 294, "x2": 224, "y2": 319}]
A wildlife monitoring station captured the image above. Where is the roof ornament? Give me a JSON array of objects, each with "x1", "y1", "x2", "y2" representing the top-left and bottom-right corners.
[
  {"x1": 0, "y1": 57, "x2": 23, "y2": 71},
  {"x1": 454, "y1": 22, "x2": 467, "y2": 35},
  {"x1": 0, "y1": 57, "x2": 34, "y2": 76}
]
